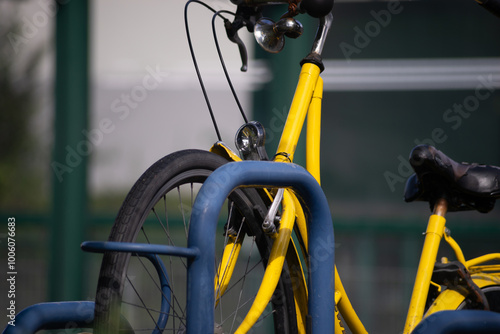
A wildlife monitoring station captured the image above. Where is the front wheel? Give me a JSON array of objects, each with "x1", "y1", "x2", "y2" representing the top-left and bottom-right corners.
[{"x1": 93, "y1": 149, "x2": 297, "y2": 334}]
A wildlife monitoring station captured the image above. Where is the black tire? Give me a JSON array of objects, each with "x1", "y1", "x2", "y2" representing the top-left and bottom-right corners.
[{"x1": 93, "y1": 149, "x2": 297, "y2": 334}]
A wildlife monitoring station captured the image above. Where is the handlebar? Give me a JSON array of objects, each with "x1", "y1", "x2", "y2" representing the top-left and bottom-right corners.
[
  {"x1": 230, "y1": 0, "x2": 334, "y2": 18},
  {"x1": 476, "y1": 0, "x2": 500, "y2": 17},
  {"x1": 226, "y1": 0, "x2": 334, "y2": 71},
  {"x1": 226, "y1": 0, "x2": 498, "y2": 72},
  {"x1": 300, "y1": 0, "x2": 334, "y2": 18}
]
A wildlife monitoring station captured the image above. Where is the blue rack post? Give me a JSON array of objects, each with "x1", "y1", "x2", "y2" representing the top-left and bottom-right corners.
[{"x1": 186, "y1": 161, "x2": 336, "y2": 334}]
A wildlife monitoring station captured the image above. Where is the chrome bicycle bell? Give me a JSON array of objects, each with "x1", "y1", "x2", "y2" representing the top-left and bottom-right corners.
[{"x1": 254, "y1": 17, "x2": 303, "y2": 53}]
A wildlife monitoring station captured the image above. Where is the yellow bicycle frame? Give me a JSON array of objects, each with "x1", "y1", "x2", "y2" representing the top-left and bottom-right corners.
[
  {"x1": 404, "y1": 201, "x2": 448, "y2": 333},
  {"x1": 273, "y1": 62, "x2": 368, "y2": 334},
  {"x1": 212, "y1": 61, "x2": 368, "y2": 334},
  {"x1": 404, "y1": 199, "x2": 500, "y2": 333},
  {"x1": 212, "y1": 59, "x2": 500, "y2": 334}
]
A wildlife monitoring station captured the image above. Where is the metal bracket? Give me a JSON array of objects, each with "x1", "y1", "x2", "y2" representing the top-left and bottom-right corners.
[{"x1": 432, "y1": 261, "x2": 490, "y2": 310}]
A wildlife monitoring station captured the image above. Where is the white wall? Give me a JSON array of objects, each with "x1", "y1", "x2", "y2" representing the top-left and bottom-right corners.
[{"x1": 90, "y1": 0, "x2": 267, "y2": 193}]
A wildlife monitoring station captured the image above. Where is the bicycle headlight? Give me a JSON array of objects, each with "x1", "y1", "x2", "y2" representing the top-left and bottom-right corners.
[{"x1": 235, "y1": 121, "x2": 268, "y2": 161}]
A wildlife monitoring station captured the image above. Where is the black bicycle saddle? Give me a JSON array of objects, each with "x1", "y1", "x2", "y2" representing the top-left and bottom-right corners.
[{"x1": 404, "y1": 145, "x2": 500, "y2": 213}]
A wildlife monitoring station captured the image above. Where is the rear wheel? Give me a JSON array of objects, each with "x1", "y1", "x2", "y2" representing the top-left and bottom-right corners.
[{"x1": 93, "y1": 149, "x2": 297, "y2": 333}]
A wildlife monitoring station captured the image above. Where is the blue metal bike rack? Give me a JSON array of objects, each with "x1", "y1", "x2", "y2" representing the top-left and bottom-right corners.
[
  {"x1": 186, "y1": 161, "x2": 335, "y2": 334},
  {"x1": 3, "y1": 243, "x2": 183, "y2": 334},
  {"x1": 4, "y1": 161, "x2": 335, "y2": 334},
  {"x1": 5, "y1": 161, "x2": 500, "y2": 333},
  {"x1": 82, "y1": 241, "x2": 191, "y2": 332},
  {"x1": 2, "y1": 301, "x2": 95, "y2": 334},
  {"x1": 411, "y1": 310, "x2": 500, "y2": 333}
]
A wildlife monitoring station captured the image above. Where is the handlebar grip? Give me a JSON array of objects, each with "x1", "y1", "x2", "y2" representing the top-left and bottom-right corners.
[
  {"x1": 300, "y1": 0, "x2": 334, "y2": 18},
  {"x1": 476, "y1": 0, "x2": 500, "y2": 17}
]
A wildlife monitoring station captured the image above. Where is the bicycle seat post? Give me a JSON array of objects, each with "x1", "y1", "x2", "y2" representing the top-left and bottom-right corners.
[{"x1": 433, "y1": 198, "x2": 448, "y2": 217}]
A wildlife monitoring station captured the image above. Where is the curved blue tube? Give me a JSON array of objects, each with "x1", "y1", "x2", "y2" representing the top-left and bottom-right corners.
[
  {"x1": 81, "y1": 242, "x2": 174, "y2": 331},
  {"x1": 3, "y1": 301, "x2": 94, "y2": 334},
  {"x1": 186, "y1": 161, "x2": 335, "y2": 334},
  {"x1": 81, "y1": 240, "x2": 199, "y2": 258},
  {"x1": 412, "y1": 310, "x2": 500, "y2": 334},
  {"x1": 145, "y1": 253, "x2": 172, "y2": 334}
]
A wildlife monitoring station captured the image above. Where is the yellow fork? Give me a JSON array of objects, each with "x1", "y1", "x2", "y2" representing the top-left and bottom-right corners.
[
  {"x1": 214, "y1": 234, "x2": 243, "y2": 306},
  {"x1": 235, "y1": 190, "x2": 296, "y2": 333}
]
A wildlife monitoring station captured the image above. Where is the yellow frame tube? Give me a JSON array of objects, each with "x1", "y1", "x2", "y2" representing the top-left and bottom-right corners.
[
  {"x1": 443, "y1": 232, "x2": 466, "y2": 265},
  {"x1": 467, "y1": 253, "x2": 500, "y2": 268},
  {"x1": 275, "y1": 63, "x2": 321, "y2": 163},
  {"x1": 335, "y1": 267, "x2": 368, "y2": 333},
  {"x1": 306, "y1": 76, "x2": 323, "y2": 184},
  {"x1": 269, "y1": 62, "x2": 321, "y2": 331},
  {"x1": 289, "y1": 191, "x2": 308, "y2": 334},
  {"x1": 403, "y1": 214, "x2": 446, "y2": 334},
  {"x1": 215, "y1": 236, "x2": 243, "y2": 305},
  {"x1": 235, "y1": 191, "x2": 296, "y2": 333},
  {"x1": 288, "y1": 241, "x2": 308, "y2": 334},
  {"x1": 287, "y1": 232, "x2": 308, "y2": 334},
  {"x1": 292, "y1": 192, "x2": 308, "y2": 252}
]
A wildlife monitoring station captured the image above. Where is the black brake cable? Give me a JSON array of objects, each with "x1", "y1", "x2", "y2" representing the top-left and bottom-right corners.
[
  {"x1": 184, "y1": 0, "x2": 226, "y2": 141},
  {"x1": 212, "y1": 11, "x2": 249, "y2": 124}
]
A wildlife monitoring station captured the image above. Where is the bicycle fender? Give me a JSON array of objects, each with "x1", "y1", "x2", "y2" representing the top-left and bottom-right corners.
[
  {"x1": 210, "y1": 141, "x2": 242, "y2": 162},
  {"x1": 425, "y1": 273, "x2": 500, "y2": 316}
]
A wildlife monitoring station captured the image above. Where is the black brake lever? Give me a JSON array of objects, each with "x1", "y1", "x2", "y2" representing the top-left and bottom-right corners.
[
  {"x1": 225, "y1": 6, "x2": 262, "y2": 72},
  {"x1": 225, "y1": 20, "x2": 248, "y2": 72}
]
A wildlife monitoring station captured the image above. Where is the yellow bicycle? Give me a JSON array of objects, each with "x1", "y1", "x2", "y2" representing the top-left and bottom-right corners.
[{"x1": 91, "y1": 0, "x2": 500, "y2": 333}]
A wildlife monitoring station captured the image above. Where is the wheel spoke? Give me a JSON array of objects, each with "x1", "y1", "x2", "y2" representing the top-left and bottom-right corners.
[{"x1": 125, "y1": 275, "x2": 160, "y2": 328}]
